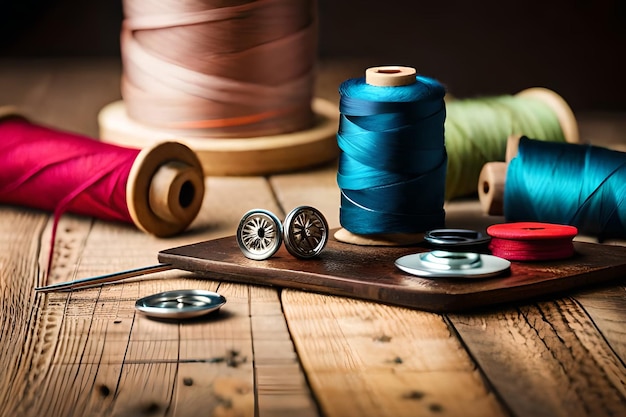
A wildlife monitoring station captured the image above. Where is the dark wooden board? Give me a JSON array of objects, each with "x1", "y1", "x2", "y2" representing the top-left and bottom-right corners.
[{"x1": 158, "y1": 232, "x2": 626, "y2": 312}]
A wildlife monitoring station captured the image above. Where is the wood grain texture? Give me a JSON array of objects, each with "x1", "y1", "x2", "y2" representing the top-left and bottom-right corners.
[
  {"x1": 0, "y1": 208, "x2": 50, "y2": 416},
  {"x1": 573, "y1": 284, "x2": 626, "y2": 365},
  {"x1": 281, "y1": 291, "x2": 507, "y2": 417},
  {"x1": 449, "y1": 298, "x2": 626, "y2": 417}
]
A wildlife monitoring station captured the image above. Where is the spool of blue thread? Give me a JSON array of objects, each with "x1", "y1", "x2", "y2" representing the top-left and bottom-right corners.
[
  {"x1": 333, "y1": 66, "x2": 447, "y2": 246},
  {"x1": 480, "y1": 135, "x2": 626, "y2": 240}
]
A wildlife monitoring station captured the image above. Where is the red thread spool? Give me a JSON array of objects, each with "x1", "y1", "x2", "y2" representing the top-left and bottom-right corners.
[
  {"x1": 0, "y1": 110, "x2": 205, "y2": 237},
  {"x1": 486, "y1": 222, "x2": 578, "y2": 261}
]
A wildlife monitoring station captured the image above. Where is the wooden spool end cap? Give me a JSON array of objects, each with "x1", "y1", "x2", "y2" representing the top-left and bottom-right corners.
[
  {"x1": 516, "y1": 87, "x2": 579, "y2": 144},
  {"x1": 478, "y1": 135, "x2": 524, "y2": 216},
  {"x1": 478, "y1": 161, "x2": 508, "y2": 216},
  {"x1": 334, "y1": 227, "x2": 424, "y2": 246},
  {"x1": 127, "y1": 141, "x2": 205, "y2": 237},
  {"x1": 365, "y1": 66, "x2": 417, "y2": 87}
]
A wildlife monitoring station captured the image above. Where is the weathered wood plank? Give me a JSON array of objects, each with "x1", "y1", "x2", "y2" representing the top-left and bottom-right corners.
[
  {"x1": 573, "y1": 284, "x2": 626, "y2": 366},
  {"x1": 281, "y1": 291, "x2": 507, "y2": 417},
  {"x1": 449, "y1": 299, "x2": 626, "y2": 417},
  {"x1": 249, "y1": 285, "x2": 320, "y2": 417},
  {"x1": 0, "y1": 208, "x2": 53, "y2": 416}
]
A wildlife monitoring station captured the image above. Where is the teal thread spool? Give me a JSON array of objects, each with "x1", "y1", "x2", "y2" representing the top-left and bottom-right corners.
[
  {"x1": 446, "y1": 87, "x2": 579, "y2": 200},
  {"x1": 335, "y1": 66, "x2": 447, "y2": 246},
  {"x1": 486, "y1": 136, "x2": 626, "y2": 240}
]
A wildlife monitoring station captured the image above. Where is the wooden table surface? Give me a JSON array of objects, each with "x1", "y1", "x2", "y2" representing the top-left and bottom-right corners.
[{"x1": 1, "y1": 58, "x2": 625, "y2": 417}]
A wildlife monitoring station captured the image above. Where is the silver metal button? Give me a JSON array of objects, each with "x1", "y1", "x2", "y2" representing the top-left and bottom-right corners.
[
  {"x1": 283, "y1": 206, "x2": 329, "y2": 259},
  {"x1": 135, "y1": 289, "x2": 226, "y2": 319},
  {"x1": 237, "y1": 209, "x2": 283, "y2": 260}
]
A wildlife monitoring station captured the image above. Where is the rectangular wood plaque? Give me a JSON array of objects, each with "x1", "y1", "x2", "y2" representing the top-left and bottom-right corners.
[{"x1": 158, "y1": 232, "x2": 626, "y2": 312}]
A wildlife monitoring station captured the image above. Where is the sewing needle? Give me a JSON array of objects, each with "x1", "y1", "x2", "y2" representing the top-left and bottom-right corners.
[{"x1": 34, "y1": 263, "x2": 175, "y2": 293}]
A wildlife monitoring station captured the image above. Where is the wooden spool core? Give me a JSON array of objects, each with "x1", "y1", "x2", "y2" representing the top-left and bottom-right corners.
[
  {"x1": 365, "y1": 66, "x2": 417, "y2": 87},
  {"x1": 336, "y1": 66, "x2": 424, "y2": 247},
  {"x1": 128, "y1": 141, "x2": 205, "y2": 237},
  {"x1": 98, "y1": 98, "x2": 339, "y2": 176}
]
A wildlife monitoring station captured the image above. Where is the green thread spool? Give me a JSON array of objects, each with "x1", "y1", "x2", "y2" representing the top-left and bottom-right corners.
[{"x1": 445, "y1": 87, "x2": 578, "y2": 200}]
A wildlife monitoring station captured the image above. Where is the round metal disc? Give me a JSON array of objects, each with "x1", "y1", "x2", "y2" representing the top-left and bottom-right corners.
[
  {"x1": 237, "y1": 209, "x2": 283, "y2": 260},
  {"x1": 135, "y1": 289, "x2": 226, "y2": 319},
  {"x1": 424, "y1": 229, "x2": 491, "y2": 248},
  {"x1": 283, "y1": 206, "x2": 329, "y2": 259},
  {"x1": 395, "y1": 250, "x2": 510, "y2": 279}
]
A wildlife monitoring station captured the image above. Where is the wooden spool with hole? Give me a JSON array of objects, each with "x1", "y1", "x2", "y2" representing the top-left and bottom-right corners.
[{"x1": 128, "y1": 141, "x2": 205, "y2": 237}]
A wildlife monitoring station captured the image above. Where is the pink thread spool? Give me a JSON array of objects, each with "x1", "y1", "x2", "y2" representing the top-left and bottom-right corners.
[{"x1": 0, "y1": 108, "x2": 205, "y2": 237}]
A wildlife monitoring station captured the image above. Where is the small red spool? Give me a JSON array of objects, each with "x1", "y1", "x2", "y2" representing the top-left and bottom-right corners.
[{"x1": 486, "y1": 222, "x2": 578, "y2": 261}]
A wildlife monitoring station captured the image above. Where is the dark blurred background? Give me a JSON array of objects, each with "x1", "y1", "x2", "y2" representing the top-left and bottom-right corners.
[{"x1": 1, "y1": 0, "x2": 625, "y2": 111}]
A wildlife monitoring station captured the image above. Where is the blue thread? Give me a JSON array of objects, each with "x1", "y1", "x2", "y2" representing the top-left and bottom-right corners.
[
  {"x1": 337, "y1": 74, "x2": 447, "y2": 235},
  {"x1": 505, "y1": 136, "x2": 626, "y2": 239}
]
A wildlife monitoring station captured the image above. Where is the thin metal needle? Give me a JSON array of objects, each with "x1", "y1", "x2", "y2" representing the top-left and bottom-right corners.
[{"x1": 35, "y1": 263, "x2": 175, "y2": 293}]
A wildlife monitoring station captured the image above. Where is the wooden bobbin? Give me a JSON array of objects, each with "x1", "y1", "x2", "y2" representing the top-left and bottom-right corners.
[
  {"x1": 478, "y1": 87, "x2": 580, "y2": 216},
  {"x1": 98, "y1": 98, "x2": 339, "y2": 176},
  {"x1": 335, "y1": 66, "x2": 426, "y2": 247},
  {"x1": 128, "y1": 141, "x2": 205, "y2": 237}
]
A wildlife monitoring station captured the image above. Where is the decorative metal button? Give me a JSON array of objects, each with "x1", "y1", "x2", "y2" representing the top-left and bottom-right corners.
[
  {"x1": 237, "y1": 209, "x2": 283, "y2": 260},
  {"x1": 282, "y1": 206, "x2": 329, "y2": 259}
]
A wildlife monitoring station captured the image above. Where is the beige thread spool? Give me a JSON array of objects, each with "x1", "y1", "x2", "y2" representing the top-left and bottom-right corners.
[{"x1": 99, "y1": 0, "x2": 339, "y2": 177}]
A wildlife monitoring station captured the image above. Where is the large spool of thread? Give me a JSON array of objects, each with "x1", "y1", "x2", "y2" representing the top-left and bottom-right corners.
[
  {"x1": 0, "y1": 108, "x2": 205, "y2": 238},
  {"x1": 444, "y1": 87, "x2": 578, "y2": 199},
  {"x1": 481, "y1": 136, "x2": 626, "y2": 240},
  {"x1": 99, "y1": 0, "x2": 339, "y2": 176},
  {"x1": 334, "y1": 66, "x2": 447, "y2": 246}
]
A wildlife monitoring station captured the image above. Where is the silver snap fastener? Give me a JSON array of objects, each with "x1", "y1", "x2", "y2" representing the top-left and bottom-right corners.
[
  {"x1": 237, "y1": 209, "x2": 283, "y2": 260},
  {"x1": 283, "y1": 206, "x2": 329, "y2": 259},
  {"x1": 395, "y1": 250, "x2": 510, "y2": 279},
  {"x1": 420, "y1": 250, "x2": 482, "y2": 270}
]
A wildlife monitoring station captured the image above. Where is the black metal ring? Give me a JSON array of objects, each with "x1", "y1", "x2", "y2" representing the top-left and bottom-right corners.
[{"x1": 424, "y1": 229, "x2": 491, "y2": 248}]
